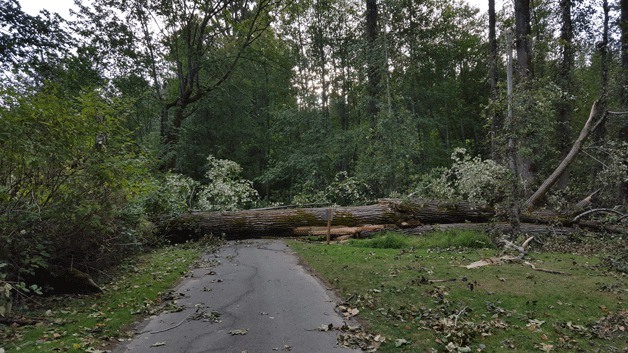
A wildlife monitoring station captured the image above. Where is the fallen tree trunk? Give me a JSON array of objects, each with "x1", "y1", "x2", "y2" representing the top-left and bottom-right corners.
[
  {"x1": 401, "y1": 222, "x2": 577, "y2": 236},
  {"x1": 160, "y1": 198, "x2": 626, "y2": 242},
  {"x1": 161, "y1": 199, "x2": 495, "y2": 241}
]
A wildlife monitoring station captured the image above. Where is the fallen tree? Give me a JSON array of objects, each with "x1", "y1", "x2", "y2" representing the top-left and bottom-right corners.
[
  {"x1": 162, "y1": 199, "x2": 494, "y2": 241},
  {"x1": 160, "y1": 198, "x2": 625, "y2": 241}
]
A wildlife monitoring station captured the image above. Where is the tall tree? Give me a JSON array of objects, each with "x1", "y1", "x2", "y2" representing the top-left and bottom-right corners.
[
  {"x1": 513, "y1": 0, "x2": 534, "y2": 184},
  {"x1": 514, "y1": 0, "x2": 533, "y2": 79},
  {"x1": 596, "y1": 0, "x2": 610, "y2": 139},
  {"x1": 622, "y1": 0, "x2": 628, "y2": 107},
  {"x1": 489, "y1": 0, "x2": 501, "y2": 161},
  {"x1": 76, "y1": 0, "x2": 278, "y2": 170},
  {"x1": 366, "y1": 0, "x2": 381, "y2": 126},
  {"x1": 556, "y1": 0, "x2": 574, "y2": 189}
]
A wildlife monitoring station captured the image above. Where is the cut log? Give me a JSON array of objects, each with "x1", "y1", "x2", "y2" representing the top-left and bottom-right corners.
[{"x1": 161, "y1": 199, "x2": 495, "y2": 241}]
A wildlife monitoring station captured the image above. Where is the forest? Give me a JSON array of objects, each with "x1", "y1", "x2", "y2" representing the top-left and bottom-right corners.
[{"x1": 1, "y1": 0, "x2": 627, "y2": 311}]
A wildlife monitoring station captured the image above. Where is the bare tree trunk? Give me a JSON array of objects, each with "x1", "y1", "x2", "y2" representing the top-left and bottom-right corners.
[
  {"x1": 507, "y1": 32, "x2": 521, "y2": 237},
  {"x1": 556, "y1": 0, "x2": 574, "y2": 189},
  {"x1": 620, "y1": 0, "x2": 628, "y2": 205},
  {"x1": 366, "y1": 0, "x2": 381, "y2": 127},
  {"x1": 596, "y1": 0, "x2": 610, "y2": 141},
  {"x1": 514, "y1": 0, "x2": 534, "y2": 184},
  {"x1": 489, "y1": 0, "x2": 502, "y2": 162},
  {"x1": 514, "y1": 0, "x2": 533, "y2": 79}
]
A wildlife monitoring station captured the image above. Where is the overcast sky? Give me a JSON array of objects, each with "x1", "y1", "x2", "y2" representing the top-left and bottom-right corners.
[{"x1": 18, "y1": 0, "x2": 503, "y2": 18}]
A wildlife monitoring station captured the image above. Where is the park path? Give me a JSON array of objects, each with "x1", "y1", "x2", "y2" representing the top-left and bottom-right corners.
[{"x1": 114, "y1": 239, "x2": 361, "y2": 353}]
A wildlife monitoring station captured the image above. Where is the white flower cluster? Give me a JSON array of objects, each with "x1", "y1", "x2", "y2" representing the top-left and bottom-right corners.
[
  {"x1": 196, "y1": 156, "x2": 259, "y2": 211},
  {"x1": 158, "y1": 156, "x2": 259, "y2": 213},
  {"x1": 417, "y1": 148, "x2": 509, "y2": 205}
]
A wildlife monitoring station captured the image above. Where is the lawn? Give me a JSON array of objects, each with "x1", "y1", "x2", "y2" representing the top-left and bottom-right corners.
[{"x1": 289, "y1": 231, "x2": 627, "y2": 352}]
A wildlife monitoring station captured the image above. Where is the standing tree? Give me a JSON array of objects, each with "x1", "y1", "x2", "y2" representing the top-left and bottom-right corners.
[
  {"x1": 513, "y1": 0, "x2": 535, "y2": 184},
  {"x1": 489, "y1": 0, "x2": 501, "y2": 162},
  {"x1": 556, "y1": 0, "x2": 574, "y2": 189},
  {"x1": 366, "y1": 0, "x2": 381, "y2": 126},
  {"x1": 75, "y1": 0, "x2": 278, "y2": 170}
]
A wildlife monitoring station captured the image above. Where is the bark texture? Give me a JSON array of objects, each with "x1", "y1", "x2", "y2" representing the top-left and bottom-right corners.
[
  {"x1": 162, "y1": 199, "x2": 494, "y2": 241},
  {"x1": 160, "y1": 198, "x2": 625, "y2": 241}
]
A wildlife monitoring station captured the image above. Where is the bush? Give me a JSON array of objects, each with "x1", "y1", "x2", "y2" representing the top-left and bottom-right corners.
[
  {"x1": 293, "y1": 172, "x2": 372, "y2": 206},
  {"x1": 0, "y1": 86, "x2": 150, "y2": 311},
  {"x1": 197, "y1": 155, "x2": 259, "y2": 211},
  {"x1": 413, "y1": 148, "x2": 509, "y2": 205}
]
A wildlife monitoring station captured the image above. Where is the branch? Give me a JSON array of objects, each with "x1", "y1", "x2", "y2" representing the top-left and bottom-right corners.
[
  {"x1": 524, "y1": 100, "x2": 602, "y2": 211},
  {"x1": 572, "y1": 208, "x2": 626, "y2": 222}
]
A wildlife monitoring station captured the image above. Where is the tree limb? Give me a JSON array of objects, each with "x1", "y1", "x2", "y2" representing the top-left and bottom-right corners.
[{"x1": 524, "y1": 100, "x2": 602, "y2": 211}]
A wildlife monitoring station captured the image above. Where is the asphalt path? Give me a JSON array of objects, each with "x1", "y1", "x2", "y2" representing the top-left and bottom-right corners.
[{"x1": 114, "y1": 240, "x2": 361, "y2": 353}]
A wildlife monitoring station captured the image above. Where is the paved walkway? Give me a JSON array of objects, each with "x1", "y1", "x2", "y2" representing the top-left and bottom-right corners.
[{"x1": 114, "y1": 240, "x2": 361, "y2": 353}]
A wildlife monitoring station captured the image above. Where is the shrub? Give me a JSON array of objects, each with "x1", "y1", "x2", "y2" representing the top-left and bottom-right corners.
[
  {"x1": 0, "y1": 86, "x2": 150, "y2": 309},
  {"x1": 414, "y1": 148, "x2": 509, "y2": 205},
  {"x1": 197, "y1": 155, "x2": 260, "y2": 211}
]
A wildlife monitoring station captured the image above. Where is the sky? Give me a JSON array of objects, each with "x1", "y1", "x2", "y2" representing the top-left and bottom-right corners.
[{"x1": 18, "y1": 0, "x2": 503, "y2": 18}]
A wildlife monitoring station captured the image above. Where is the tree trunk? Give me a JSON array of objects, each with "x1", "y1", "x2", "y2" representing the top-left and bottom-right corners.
[
  {"x1": 489, "y1": 0, "x2": 502, "y2": 162},
  {"x1": 160, "y1": 198, "x2": 626, "y2": 242},
  {"x1": 161, "y1": 199, "x2": 495, "y2": 241},
  {"x1": 621, "y1": 0, "x2": 628, "y2": 205},
  {"x1": 514, "y1": 0, "x2": 534, "y2": 185},
  {"x1": 596, "y1": 0, "x2": 610, "y2": 141},
  {"x1": 514, "y1": 0, "x2": 533, "y2": 79},
  {"x1": 556, "y1": 0, "x2": 573, "y2": 189},
  {"x1": 401, "y1": 222, "x2": 576, "y2": 237},
  {"x1": 366, "y1": 0, "x2": 381, "y2": 126}
]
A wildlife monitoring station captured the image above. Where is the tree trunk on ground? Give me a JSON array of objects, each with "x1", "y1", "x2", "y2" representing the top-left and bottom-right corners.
[
  {"x1": 401, "y1": 223, "x2": 576, "y2": 237},
  {"x1": 162, "y1": 199, "x2": 495, "y2": 240},
  {"x1": 160, "y1": 198, "x2": 625, "y2": 241}
]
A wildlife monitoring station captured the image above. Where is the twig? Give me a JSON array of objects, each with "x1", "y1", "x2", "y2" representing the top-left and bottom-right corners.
[
  {"x1": 150, "y1": 307, "x2": 199, "y2": 334},
  {"x1": 572, "y1": 208, "x2": 626, "y2": 222},
  {"x1": 522, "y1": 261, "x2": 570, "y2": 275},
  {"x1": 453, "y1": 306, "x2": 468, "y2": 327}
]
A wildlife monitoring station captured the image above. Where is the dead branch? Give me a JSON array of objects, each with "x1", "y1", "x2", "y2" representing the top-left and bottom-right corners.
[
  {"x1": 572, "y1": 208, "x2": 626, "y2": 222},
  {"x1": 521, "y1": 261, "x2": 570, "y2": 275}
]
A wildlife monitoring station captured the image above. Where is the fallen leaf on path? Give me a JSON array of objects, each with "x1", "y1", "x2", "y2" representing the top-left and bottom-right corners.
[{"x1": 150, "y1": 342, "x2": 166, "y2": 347}]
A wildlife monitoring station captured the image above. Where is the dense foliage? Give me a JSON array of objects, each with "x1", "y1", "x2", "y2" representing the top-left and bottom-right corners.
[{"x1": 1, "y1": 0, "x2": 627, "y2": 315}]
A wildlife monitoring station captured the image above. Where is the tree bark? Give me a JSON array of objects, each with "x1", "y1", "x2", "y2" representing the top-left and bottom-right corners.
[
  {"x1": 489, "y1": 0, "x2": 502, "y2": 162},
  {"x1": 160, "y1": 198, "x2": 625, "y2": 242},
  {"x1": 514, "y1": 0, "x2": 533, "y2": 79},
  {"x1": 366, "y1": 0, "x2": 381, "y2": 126},
  {"x1": 556, "y1": 0, "x2": 573, "y2": 189},
  {"x1": 161, "y1": 199, "x2": 495, "y2": 240}
]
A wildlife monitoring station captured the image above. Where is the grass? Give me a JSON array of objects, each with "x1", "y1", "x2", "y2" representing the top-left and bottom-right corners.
[
  {"x1": 290, "y1": 230, "x2": 627, "y2": 352},
  {"x1": 0, "y1": 240, "x2": 215, "y2": 353}
]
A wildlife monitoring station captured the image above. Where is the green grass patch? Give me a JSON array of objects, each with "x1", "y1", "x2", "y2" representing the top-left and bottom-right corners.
[
  {"x1": 0, "y1": 241, "x2": 216, "y2": 353},
  {"x1": 348, "y1": 230, "x2": 495, "y2": 250},
  {"x1": 290, "y1": 231, "x2": 627, "y2": 353}
]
